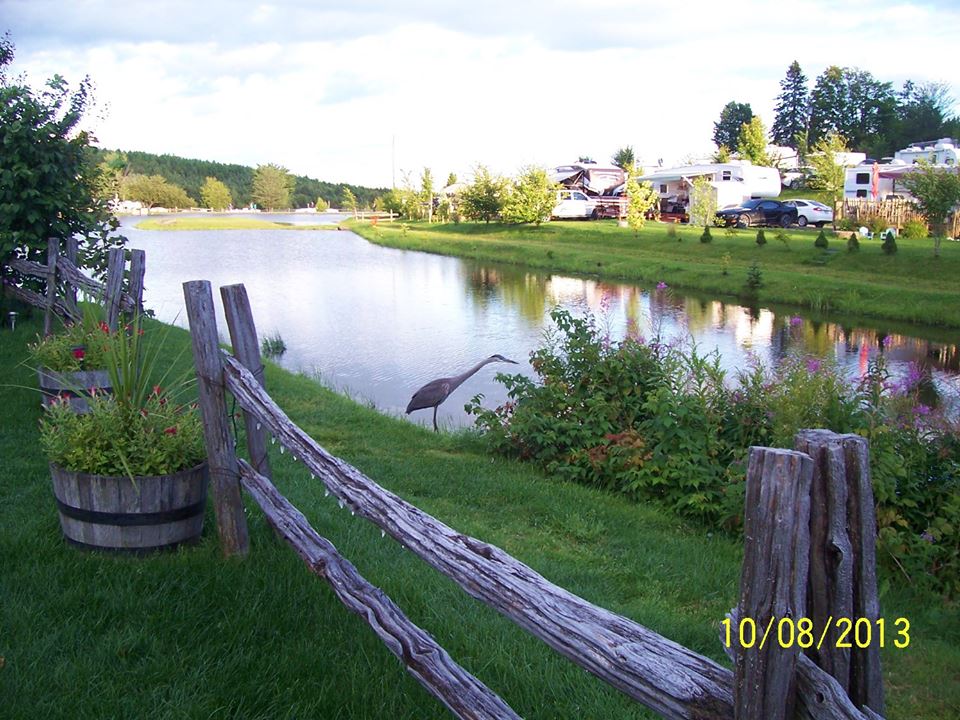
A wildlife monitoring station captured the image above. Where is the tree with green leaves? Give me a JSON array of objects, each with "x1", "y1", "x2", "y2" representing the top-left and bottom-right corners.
[
  {"x1": 736, "y1": 116, "x2": 772, "y2": 166},
  {"x1": 501, "y1": 166, "x2": 556, "y2": 225},
  {"x1": 315, "y1": 196, "x2": 329, "y2": 212},
  {"x1": 0, "y1": 34, "x2": 124, "y2": 281},
  {"x1": 200, "y1": 177, "x2": 232, "y2": 211},
  {"x1": 445, "y1": 172, "x2": 457, "y2": 187},
  {"x1": 121, "y1": 174, "x2": 194, "y2": 209},
  {"x1": 93, "y1": 151, "x2": 129, "y2": 202},
  {"x1": 807, "y1": 132, "x2": 848, "y2": 227},
  {"x1": 420, "y1": 167, "x2": 434, "y2": 223},
  {"x1": 624, "y1": 172, "x2": 658, "y2": 236},
  {"x1": 251, "y1": 163, "x2": 294, "y2": 211},
  {"x1": 612, "y1": 146, "x2": 636, "y2": 171},
  {"x1": 771, "y1": 61, "x2": 809, "y2": 149},
  {"x1": 900, "y1": 161, "x2": 960, "y2": 257},
  {"x1": 713, "y1": 101, "x2": 753, "y2": 151},
  {"x1": 808, "y1": 66, "x2": 847, "y2": 145},
  {"x1": 688, "y1": 176, "x2": 717, "y2": 228},
  {"x1": 460, "y1": 165, "x2": 507, "y2": 223},
  {"x1": 712, "y1": 145, "x2": 732, "y2": 163},
  {"x1": 340, "y1": 187, "x2": 358, "y2": 216}
]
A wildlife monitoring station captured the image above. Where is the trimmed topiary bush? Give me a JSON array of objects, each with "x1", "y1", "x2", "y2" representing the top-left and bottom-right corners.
[
  {"x1": 847, "y1": 232, "x2": 860, "y2": 252},
  {"x1": 814, "y1": 229, "x2": 829, "y2": 249},
  {"x1": 700, "y1": 225, "x2": 712, "y2": 243},
  {"x1": 755, "y1": 229, "x2": 766, "y2": 246}
]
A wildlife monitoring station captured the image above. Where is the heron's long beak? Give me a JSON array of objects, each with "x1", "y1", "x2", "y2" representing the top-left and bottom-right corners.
[{"x1": 502, "y1": 358, "x2": 519, "y2": 364}]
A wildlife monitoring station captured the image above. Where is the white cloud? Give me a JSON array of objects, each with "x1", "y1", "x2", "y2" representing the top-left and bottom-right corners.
[{"x1": 4, "y1": 0, "x2": 959, "y2": 187}]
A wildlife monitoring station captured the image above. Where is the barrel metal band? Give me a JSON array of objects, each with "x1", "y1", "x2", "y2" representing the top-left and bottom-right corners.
[{"x1": 54, "y1": 497, "x2": 206, "y2": 526}]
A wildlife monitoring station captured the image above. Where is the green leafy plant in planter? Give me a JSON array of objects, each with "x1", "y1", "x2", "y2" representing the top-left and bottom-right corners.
[
  {"x1": 38, "y1": 314, "x2": 208, "y2": 553},
  {"x1": 28, "y1": 310, "x2": 114, "y2": 412}
]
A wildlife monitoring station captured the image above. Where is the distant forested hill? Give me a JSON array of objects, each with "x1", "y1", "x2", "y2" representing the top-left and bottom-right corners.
[{"x1": 91, "y1": 148, "x2": 387, "y2": 209}]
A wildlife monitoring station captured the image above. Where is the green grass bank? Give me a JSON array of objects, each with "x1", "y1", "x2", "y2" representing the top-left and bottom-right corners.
[
  {"x1": 2, "y1": 313, "x2": 958, "y2": 718},
  {"x1": 347, "y1": 219, "x2": 960, "y2": 329}
]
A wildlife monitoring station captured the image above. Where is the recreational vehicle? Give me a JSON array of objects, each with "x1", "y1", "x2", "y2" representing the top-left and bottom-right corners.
[
  {"x1": 634, "y1": 161, "x2": 782, "y2": 217},
  {"x1": 844, "y1": 138, "x2": 959, "y2": 200}
]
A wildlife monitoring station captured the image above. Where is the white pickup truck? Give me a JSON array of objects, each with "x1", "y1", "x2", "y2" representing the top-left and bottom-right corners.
[{"x1": 552, "y1": 189, "x2": 598, "y2": 219}]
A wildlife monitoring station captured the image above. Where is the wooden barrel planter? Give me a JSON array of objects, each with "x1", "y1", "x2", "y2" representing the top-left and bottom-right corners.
[
  {"x1": 50, "y1": 462, "x2": 208, "y2": 553},
  {"x1": 38, "y1": 367, "x2": 112, "y2": 413}
]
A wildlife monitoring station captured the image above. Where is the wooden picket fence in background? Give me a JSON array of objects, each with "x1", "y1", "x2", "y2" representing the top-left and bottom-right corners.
[
  {"x1": 183, "y1": 278, "x2": 890, "y2": 720},
  {"x1": 838, "y1": 198, "x2": 960, "y2": 236}
]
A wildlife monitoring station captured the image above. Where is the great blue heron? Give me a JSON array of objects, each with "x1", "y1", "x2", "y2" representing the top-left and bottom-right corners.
[{"x1": 406, "y1": 354, "x2": 518, "y2": 431}]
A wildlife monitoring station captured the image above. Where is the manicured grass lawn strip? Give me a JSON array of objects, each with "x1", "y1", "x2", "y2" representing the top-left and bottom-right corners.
[
  {"x1": 137, "y1": 216, "x2": 332, "y2": 231},
  {"x1": 348, "y1": 220, "x2": 960, "y2": 328},
  {"x1": 1, "y1": 312, "x2": 958, "y2": 718}
]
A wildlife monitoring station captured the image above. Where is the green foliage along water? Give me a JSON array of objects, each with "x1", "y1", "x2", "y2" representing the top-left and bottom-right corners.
[
  {"x1": 468, "y1": 307, "x2": 960, "y2": 597},
  {"x1": 91, "y1": 148, "x2": 386, "y2": 209}
]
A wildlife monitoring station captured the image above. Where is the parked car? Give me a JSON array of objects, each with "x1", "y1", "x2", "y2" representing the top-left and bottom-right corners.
[
  {"x1": 715, "y1": 199, "x2": 798, "y2": 228},
  {"x1": 552, "y1": 189, "x2": 598, "y2": 219},
  {"x1": 783, "y1": 199, "x2": 834, "y2": 227}
]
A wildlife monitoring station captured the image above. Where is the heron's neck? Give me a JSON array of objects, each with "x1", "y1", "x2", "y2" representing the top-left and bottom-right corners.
[{"x1": 449, "y1": 357, "x2": 499, "y2": 390}]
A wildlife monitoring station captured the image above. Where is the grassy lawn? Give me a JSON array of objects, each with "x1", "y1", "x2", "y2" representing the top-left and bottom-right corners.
[
  {"x1": 347, "y1": 219, "x2": 960, "y2": 329},
  {"x1": 136, "y1": 216, "x2": 331, "y2": 231},
  {"x1": 2, "y1": 311, "x2": 958, "y2": 719}
]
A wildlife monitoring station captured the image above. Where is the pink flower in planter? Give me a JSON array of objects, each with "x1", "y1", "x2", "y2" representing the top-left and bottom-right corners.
[{"x1": 71, "y1": 346, "x2": 86, "y2": 360}]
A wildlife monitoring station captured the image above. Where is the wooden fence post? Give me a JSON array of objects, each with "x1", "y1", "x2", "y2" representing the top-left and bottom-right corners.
[
  {"x1": 44, "y1": 238, "x2": 59, "y2": 336},
  {"x1": 183, "y1": 280, "x2": 249, "y2": 557},
  {"x1": 220, "y1": 283, "x2": 272, "y2": 480},
  {"x1": 795, "y1": 430, "x2": 884, "y2": 716},
  {"x1": 64, "y1": 237, "x2": 78, "y2": 318},
  {"x1": 105, "y1": 248, "x2": 126, "y2": 331},
  {"x1": 735, "y1": 447, "x2": 813, "y2": 720},
  {"x1": 128, "y1": 249, "x2": 146, "y2": 316}
]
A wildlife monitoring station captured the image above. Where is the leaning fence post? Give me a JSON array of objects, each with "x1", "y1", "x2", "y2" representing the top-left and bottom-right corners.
[
  {"x1": 795, "y1": 430, "x2": 884, "y2": 716},
  {"x1": 43, "y1": 238, "x2": 59, "y2": 336},
  {"x1": 183, "y1": 280, "x2": 249, "y2": 557},
  {"x1": 220, "y1": 283, "x2": 272, "y2": 480},
  {"x1": 64, "y1": 237, "x2": 78, "y2": 318},
  {"x1": 105, "y1": 248, "x2": 126, "y2": 331},
  {"x1": 128, "y1": 249, "x2": 146, "y2": 316},
  {"x1": 734, "y1": 447, "x2": 813, "y2": 720}
]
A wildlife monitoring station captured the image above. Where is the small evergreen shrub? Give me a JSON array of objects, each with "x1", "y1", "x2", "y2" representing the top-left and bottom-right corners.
[
  {"x1": 745, "y1": 261, "x2": 763, "y2": 293},
  {"x1": 900, "y1": 219, "x2": 928, "y2": 239},
  {"x1": 665, "y1": 223, "x2": 678, "y2": 241},
  {"x1": 776, "y1": 230, "x2": 790, "y2": 248},
  {"x1": 814, "y1": 229, "x2": 829, "y2": 249},
  {"x1": 882, "y1": 229, "x2": 898, "y2": 255},
  {"x1": 755, "y1": 229, "x2": 766, "y2": 246},
  {"x1": 700, "y1": 225, "x2": 712, "y2": 244},
  {"x1": 847, "y1": 232, "x2": 860, "y2": 252}
]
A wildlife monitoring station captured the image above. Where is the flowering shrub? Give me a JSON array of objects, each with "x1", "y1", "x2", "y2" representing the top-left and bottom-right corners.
[
  {"x1": 38, "y1": 314, "x2": 204, "y2": 477},
  {"x1": 28, "y1": 318, "x2": 112, "y2": 371},
  {"x1": 39, "y1": 389, "x2": 204, "y2": 476},
  {"x1": 468, "y1": 307, "x2": 960, "y2": 596}
]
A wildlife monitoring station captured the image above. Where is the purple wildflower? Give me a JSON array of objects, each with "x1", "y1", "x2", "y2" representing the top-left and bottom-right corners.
[
  {"x1": 656, "y1": 281, "x2": 668, "y2": 290},
  {"x1": 921, "y1": 531, "x2": 935, "y2": 544},
  {"x1": 914, "y1": 403, "x2": 932, "y2": 417},
  {"x1": 789, "y1": 316, "x2": 803, "y2": 326},
  {"x1": 882, "y1": 335, "x2": 893, "y2": 348},
  {"x1": 806, "y1": 358, "x2": 821, "y2": 373}
]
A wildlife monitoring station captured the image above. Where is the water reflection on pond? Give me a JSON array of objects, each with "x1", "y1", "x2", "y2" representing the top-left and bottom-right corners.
[{"x1": 121, "y1": 216, "x2": 959, "y2": 428}]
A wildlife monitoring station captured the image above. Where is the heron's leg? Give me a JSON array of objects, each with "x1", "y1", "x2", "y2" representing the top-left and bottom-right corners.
[{"x1": 433, "y1": 406, "x2": 438, "y2": 432}]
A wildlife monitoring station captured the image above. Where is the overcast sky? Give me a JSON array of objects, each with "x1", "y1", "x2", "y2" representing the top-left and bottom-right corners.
[{"x1": 4, "y1": 0, "x2": 959, "y2": 188}]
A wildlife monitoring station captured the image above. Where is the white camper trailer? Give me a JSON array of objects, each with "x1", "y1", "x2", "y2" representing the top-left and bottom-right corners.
[
  {"x1": 632, "y1": 161, "x2": 782, "y2": 217},
  {"x1": 844, "y1": 138, "x2": 959, "y2": 200}
]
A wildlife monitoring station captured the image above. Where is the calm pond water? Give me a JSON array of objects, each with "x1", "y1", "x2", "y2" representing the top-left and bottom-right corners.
[{"x1": 119, "y1": 214, "x2": 960, "y2": 429}]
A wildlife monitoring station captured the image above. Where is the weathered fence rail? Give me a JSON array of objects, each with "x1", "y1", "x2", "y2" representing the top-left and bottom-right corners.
[
  {"x1": 2, "y1": 241, "x2": 143, "y2": 333},
  {"x1": 183, "y1": 278, "x2": 890, "y2": 720}
]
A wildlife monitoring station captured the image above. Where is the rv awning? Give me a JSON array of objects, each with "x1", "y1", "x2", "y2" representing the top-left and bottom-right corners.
[{"x1": 550, "y1": 169, "x2": 581, "y2": 183}]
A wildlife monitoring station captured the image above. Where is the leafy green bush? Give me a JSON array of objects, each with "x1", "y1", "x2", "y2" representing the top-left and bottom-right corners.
[
  {"x1": 28, "y1": 317, "x2": 110, "y2": 371},
  {"x1": 700, "y1": 226, "x2": 712, "y2": 243},
  {"x1": 814, "y1": 229, "x2": 829, "y2": 249},
  {"x1": 900, "y1": 219, "x2": 929, "y2": 239},
  {"x1": 469, "y1": 308, "x2": 960, "y2": 596}
]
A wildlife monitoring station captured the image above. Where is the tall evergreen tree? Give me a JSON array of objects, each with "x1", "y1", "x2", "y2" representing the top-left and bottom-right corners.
[
  {"x1": 771, "y1": 61, "x2": 809, "y2": 149},
  {"x1": 713, "y1": 101, "x2": 753, "y2": 151},
  {"x1": 808, "y1": 66, "x2": 847, "y2": 145}
]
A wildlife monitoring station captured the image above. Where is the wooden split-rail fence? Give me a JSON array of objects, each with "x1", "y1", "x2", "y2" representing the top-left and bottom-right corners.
[
  {"x1": 183, "y1": 279, "x2": 889, "y2": 720},
  {"x1": 2, "y1": 238, "x2": 145, "y2": 335}
]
